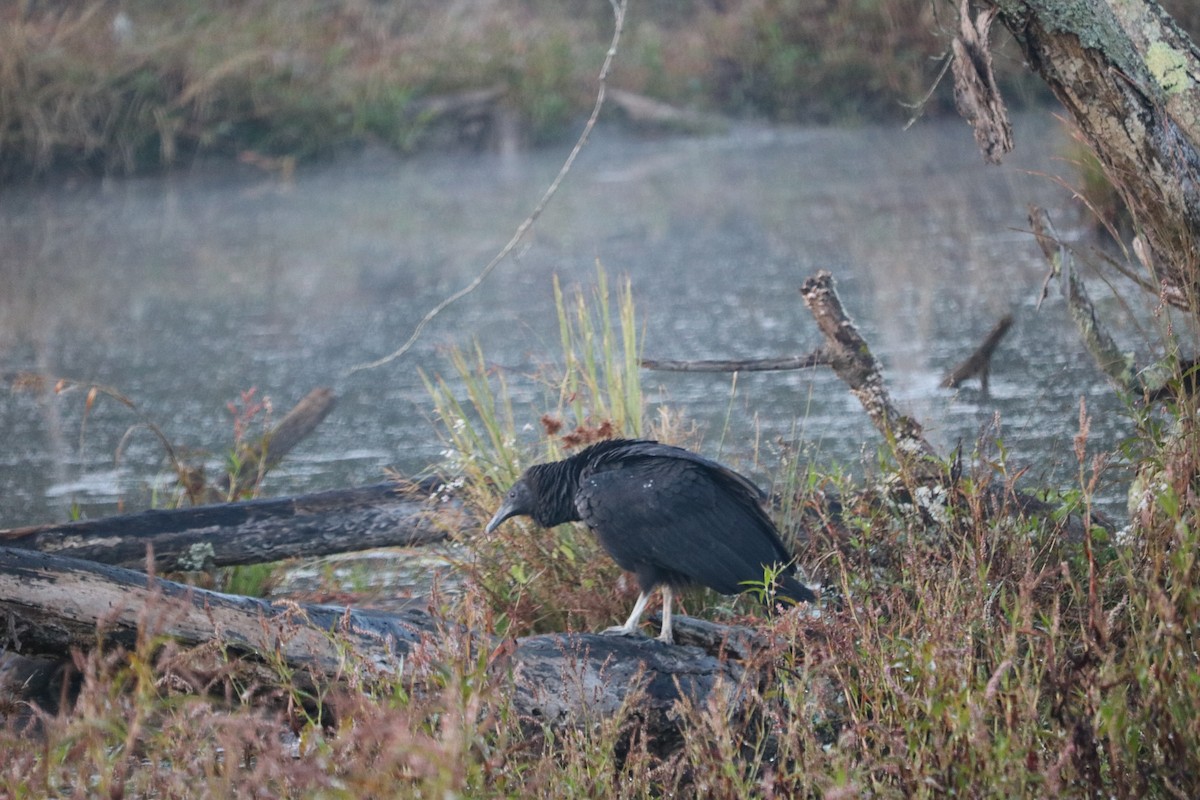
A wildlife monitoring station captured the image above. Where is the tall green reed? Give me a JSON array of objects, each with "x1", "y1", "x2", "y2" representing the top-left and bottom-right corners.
[{"x1": 424, "y1": 265, "x2": 646, "y2": 635}]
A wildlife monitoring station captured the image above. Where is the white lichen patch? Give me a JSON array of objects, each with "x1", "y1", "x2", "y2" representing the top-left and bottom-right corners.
[
  {"x1": 177, "y1": 541, "x2": 217, "y2": 571},
  {"x1": 914, "y1": 484, "x2": 951, "y2": 526}
]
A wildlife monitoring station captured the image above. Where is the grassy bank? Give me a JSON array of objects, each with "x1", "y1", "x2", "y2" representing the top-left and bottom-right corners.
[
  {"x1": 5, "y1": 269, "x2": 1200, "y2": 797},
  {"x1": 13, "y1": 0, "x2": 1200, "y2": 180}
]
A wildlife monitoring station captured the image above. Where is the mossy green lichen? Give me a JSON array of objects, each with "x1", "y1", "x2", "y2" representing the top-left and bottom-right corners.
[
  {"x1": 1147, "y1": 41, "x2": 1190, "y2": 95},
  {"x1": 995, "y1": 0, "x2": 1142, "y2": 86}
]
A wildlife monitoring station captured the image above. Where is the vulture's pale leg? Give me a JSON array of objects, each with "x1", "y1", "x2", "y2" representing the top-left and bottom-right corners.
[
  {"x1": 657, "y1": 585, "x2": 674, "y2": 644},
  {"x1": 604, "y1": 590, "x2": 651, "y2": 636}
]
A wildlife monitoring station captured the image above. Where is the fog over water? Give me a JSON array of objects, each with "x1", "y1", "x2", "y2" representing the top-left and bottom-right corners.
[{"x1": 0, "y1": 112, "x2": 1158, "y2": 527}]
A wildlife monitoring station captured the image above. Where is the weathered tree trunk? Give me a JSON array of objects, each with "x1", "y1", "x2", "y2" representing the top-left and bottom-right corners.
[
  {"x1": 979, "y1": 0, "x2": 1200, "y2": 308},
  {"x1": 0, "y1": 481, "x2": 458, "y2": 572},
  {"x1": 0, "y1": 547, "x2": 747, "y2": 740}
]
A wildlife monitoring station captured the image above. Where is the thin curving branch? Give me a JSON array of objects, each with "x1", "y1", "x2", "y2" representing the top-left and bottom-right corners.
[{"x1": 345, "y1": 0, "x2": 629, "y2": 376}]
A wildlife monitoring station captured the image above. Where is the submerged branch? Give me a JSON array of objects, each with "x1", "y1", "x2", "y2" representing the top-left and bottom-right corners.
[
  {"x1": 640, "y1": 351, "x2": 830, "y2": 372},
  {"x1": 941, "y1": 314, "x2": 1014, "y2": 393}
]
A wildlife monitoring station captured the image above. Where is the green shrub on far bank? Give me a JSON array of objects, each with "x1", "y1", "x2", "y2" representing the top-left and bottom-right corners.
[
  {"x1": 0, "y1": 1, "x2": 600, "y2": 178},
  {"x1": 7, "y1": 1, "x2": 1200, "y2": 180},
  {"x1": 9, "y1": 0, "x2": 1160, "y2": 180}
]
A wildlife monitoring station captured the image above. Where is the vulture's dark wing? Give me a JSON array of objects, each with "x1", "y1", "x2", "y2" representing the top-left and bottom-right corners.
[
  {"x1": 576, "y1": 450, "x2": 794, "y2": 595},
  {"x1": 584, "y1": 440, "x2": 769, "y2": 499}
]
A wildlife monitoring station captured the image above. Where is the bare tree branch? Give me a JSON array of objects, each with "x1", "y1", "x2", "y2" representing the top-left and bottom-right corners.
[
  {"x1": 345, "y1": 0, "x2": 629, "y2": 376},
  {"x1": 800, "y1": 272, "x2": 941, "y2": 477},
  {"x1": 219, "y1": 387, "x2": 337, "y2": 499},
  {"x1": 1029, "y1": 206, "x2": 1136, "y2": 392}
]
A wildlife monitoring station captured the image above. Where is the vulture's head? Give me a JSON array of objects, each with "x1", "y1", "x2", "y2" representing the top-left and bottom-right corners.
[{"x1": 485, "y1": 476, "x2": 537, "y2": 533}]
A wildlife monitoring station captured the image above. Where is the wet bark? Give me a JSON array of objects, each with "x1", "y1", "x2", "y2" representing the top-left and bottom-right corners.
[{"x1": 0, "y1": 481, "x2": 459, "y2": 572}]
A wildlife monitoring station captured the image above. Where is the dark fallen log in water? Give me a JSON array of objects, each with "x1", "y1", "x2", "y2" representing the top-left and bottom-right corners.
[
  {"x1": 0, "y1": 481, "x2": 462, "y2": 572},
  {"x1": 941, "y1": 314, "x2": 1013, "y2": 394},
  {"x1": 0, "y1": 547, "x2": 747, "y2": 742}
]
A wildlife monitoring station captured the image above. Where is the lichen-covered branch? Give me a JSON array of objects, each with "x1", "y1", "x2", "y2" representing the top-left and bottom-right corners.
[
  {"x1": 1029, "y1": 207, "x2": 1136, "y2": 391},
  {"x1": 799, "y1": 272, "x2": 941, "y2": 478},
  {"x1": 982, "y1": 0, "x2": 1200, "y2": 307}
]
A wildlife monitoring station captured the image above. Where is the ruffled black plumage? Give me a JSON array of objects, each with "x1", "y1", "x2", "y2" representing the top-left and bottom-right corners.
[{"x1": 487, "y1": 438, "x2": 814, "y2": 642}]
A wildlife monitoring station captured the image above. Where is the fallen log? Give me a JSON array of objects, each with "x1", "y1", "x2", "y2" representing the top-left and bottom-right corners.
[
  {"x1": 0, "y1": 547, "x2": 433, "y2": 678},
  {"x1": 405, "y1": 85, "x2": 512, "y2": 151},
  {"x1": 0, "y1": 481, "x2": 461, "y2": 572},
  {"x1": 409, "y1": 85, "x2": 506, "y2": 123},
  {"x1": 0, "y1": 547, "x2": 747, "y2": 741},
  {"x1": 941, "y1": 313, "x2": 1013, "y2": 394}
]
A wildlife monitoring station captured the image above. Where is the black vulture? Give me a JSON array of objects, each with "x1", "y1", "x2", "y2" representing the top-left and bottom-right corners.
[{"x1": 485, "y1": 438, "x2": 815, "y2": 643}]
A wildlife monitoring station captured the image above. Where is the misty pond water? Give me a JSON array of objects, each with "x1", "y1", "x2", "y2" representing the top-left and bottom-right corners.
[{"x1": 1, "y1": 112, "x2": 1155, "y2": 529}]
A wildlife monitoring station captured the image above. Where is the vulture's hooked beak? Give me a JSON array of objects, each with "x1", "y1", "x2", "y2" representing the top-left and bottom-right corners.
[
  {"x1": 485, "y1": 478, "x2": 531, "y2": 533},
  {"x1": 484, "y1": 501, "x2": 518, "y2": 534}
]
